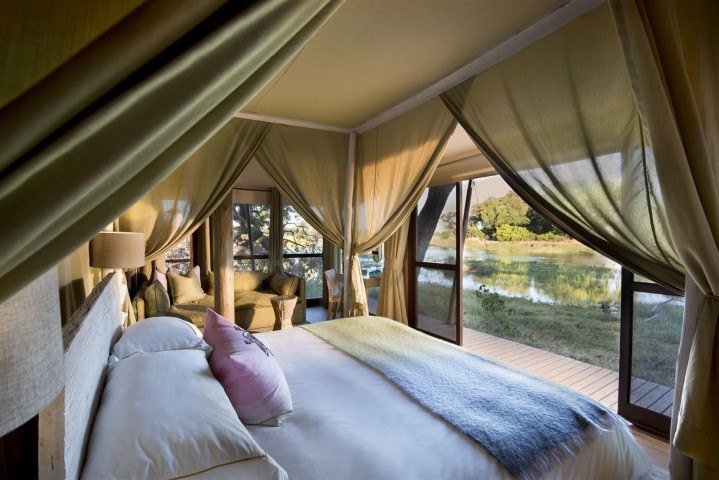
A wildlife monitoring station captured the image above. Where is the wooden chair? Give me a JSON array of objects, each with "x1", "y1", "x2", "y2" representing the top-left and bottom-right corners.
[{"x1": 324, "y1": 269, "x2": 343, "y2": 319}]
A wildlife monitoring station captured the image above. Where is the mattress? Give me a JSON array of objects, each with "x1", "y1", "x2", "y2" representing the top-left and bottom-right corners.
[{"x1": 245, "y1": 327, "x2": 651, "y2": 480}]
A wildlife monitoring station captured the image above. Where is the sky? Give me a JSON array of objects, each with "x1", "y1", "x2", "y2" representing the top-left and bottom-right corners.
[{"x1": 418, "y1": 174, "x2": 514, "y2": 219}]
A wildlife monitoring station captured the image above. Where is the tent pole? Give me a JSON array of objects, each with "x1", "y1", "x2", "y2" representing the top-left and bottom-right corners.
[{"x1": 342, "y1": 131, "x2": 357, "y2": 317}]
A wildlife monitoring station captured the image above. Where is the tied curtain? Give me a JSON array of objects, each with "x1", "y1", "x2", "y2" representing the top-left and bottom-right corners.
[
  {"x1": 441, "y1": 4, "x2": 684, "y2": 294},
  {"x1": 119, "y1": 119, "x2": 269, "y2": 261},
  {"x1": 350, "y1": 98, "x2": 456, "y2": 315},
  {"x1": 610, "y1": 0, "x2": 719, "y2": 476},
  {"x1": 256, "y1": 98, "x2": 455, "y2": 318},
  {"x1": 0, "y1": 0, "x2": 341, "y2": 305},
  {"x1": 255, "y1": 125, "x2": 349, "y2": 248},
  {"x1": 376, "y1": 221, "x2": 409, "y2": 324}
]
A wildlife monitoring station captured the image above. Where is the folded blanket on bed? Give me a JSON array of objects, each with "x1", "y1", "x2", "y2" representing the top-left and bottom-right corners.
[{"x1": 302, "y1": 316, "x2": 622, "y2": 480}]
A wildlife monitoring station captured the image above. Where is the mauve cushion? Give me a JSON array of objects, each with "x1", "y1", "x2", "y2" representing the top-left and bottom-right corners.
[
  {"x1": 203, "y1": 309, "x2": 292, "y2": 426},
  {"x1": 151, "y1": 268, "x2": 168, "y2": 292}
]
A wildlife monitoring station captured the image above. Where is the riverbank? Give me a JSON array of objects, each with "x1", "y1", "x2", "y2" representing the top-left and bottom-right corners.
[
  {"x1": 416, "y1": 282, "x2": 679, "y2": 386},
  {"x1": 430, "y1": 237, "x2": 596, "y2": 255}
]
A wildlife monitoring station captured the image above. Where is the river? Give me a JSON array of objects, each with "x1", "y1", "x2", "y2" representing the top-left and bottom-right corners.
[{"x1": 420, "y1": 245, "x2": 622, "y2": 306}]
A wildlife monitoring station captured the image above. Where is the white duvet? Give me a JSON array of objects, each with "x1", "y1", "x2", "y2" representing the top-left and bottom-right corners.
[{"x1": 244, "y1": 327, "x2": 652, "y2": 480}]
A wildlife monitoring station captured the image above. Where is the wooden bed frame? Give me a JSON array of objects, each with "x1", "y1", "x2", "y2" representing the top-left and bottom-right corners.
[{"x1": 38, "y1": 273, "x2": 125, "y2": 480}]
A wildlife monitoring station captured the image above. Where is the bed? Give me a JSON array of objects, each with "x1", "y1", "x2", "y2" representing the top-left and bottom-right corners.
[{"x1": 39, "y1": 272, "x2": 651, "y2": 479}]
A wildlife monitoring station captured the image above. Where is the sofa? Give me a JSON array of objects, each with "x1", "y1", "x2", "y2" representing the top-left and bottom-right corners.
[{"x1": 134, "y1": 270, "x2": 306, "y2": 332}]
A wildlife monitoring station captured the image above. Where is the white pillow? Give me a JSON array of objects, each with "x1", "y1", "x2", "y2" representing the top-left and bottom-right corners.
[
  {"x1": 82, "y1": 350, "x2": 287, "y2": 480},
  {"x1": 111, "y1": 316, "x2": 211, "y2": 362}
]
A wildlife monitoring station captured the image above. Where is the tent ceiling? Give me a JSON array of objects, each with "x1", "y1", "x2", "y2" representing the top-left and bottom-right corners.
[{"x1": 243, "y1": 0, "x2": 567, "y2": 127}]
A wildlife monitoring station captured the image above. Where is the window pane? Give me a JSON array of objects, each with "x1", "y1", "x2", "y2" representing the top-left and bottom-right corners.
[
  {"x1": 233, "y1": 258, "x2": 269, "y2": 273},
  {"x1": 283, "y1": 205, "x2": 322, "y2": 254},
  {"x1": 630, "y1": 292, "x2": 683, "y2": 416},
  {"x1": 416, "y1": 267, "x2": 458, "y2": 342},
  {"x1": 416, "y1": 184, "x2": 457, "y2": 264},
  {"x1": 359, "y1": 251, "x2": 383, "y2": 315},
  {"x1": 233, "y1": 203, "x2": 270, "y2": 257},
  {"x1": 165, "y1": 237, "x2": 191, "y2": 273},
  {"x1": 283, "y1": 257, "x2": 323, "y2": 300}
]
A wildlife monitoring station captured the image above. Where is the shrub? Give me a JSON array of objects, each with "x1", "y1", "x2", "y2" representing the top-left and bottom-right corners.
[
  {"x1": 494, "y1": 224, "x2": 534, "y2": 241},
  {"x1": 466, "y1": 225, "x2": 486, "y2": 239},
  {"x1": 536, "y1": 231, "x2": 566, "y2": 241},
  {"x1": 475, "y1": 285, "x2": 517, "y2": 336}
]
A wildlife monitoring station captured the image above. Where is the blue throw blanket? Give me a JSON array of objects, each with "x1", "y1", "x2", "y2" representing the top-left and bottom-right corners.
[{"x1": 303, "y1": 316, "x2": 621, "y2": 480}]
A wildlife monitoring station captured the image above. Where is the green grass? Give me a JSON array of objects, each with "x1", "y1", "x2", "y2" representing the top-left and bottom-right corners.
[
  {"x1": 431, "y1": 237, "x2": 595, "y2": 255},
  {"x1": 417, "y1": 282, "x2": 681, "y2": 386}
]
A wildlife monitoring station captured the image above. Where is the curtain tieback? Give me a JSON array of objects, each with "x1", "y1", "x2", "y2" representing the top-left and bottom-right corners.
[{"x1": 385, "y1": 260, "x2": 404, "y2": 271}]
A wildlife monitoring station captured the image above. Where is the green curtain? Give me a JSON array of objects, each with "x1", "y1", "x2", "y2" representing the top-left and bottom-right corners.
[
  {"x1": 118, "y1": 119, "x2": 269, "y2": 261},
  {"x1": 0, "y1": 0, "x2": 342, "y2": 304},
  {"x1": 441, "y1": 4, "x2": 683, "y2": 293},
  {"x1": 610, "y1": 0, "x2": 719, "y2": 476}
]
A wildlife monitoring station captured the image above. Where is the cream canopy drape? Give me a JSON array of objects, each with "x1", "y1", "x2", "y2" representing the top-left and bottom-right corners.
[
  {"x1": 441, "y1": 4, "x2": 683, "y2": 293},
  {"x1": 377, "y1": 221, "x2": 409, "y2": 324},
  {"x1": 610, "y1": 0, "x2": 719, "y2": 475},
  {"x1": 255, "y1": 98, "x2": 454, "y2": 318},
  {"x1": 349, "y1": 98, "x2": 456, "y2": 315},
  {"x1": 0, "y1": 0, "x2": 341, "y2": 304},
  {"x1": 255, "y1": 125, "x2": 348, "y2": 247},
  {"x1": 119, "y1": 119, "x2": 269, "y2": 261}
]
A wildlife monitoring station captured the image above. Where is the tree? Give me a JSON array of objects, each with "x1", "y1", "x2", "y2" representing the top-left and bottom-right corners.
[
  {"x1": 526, "y1": 208, "x2": 553, "y2": 235},
  {"x1": 416, "y1": 184, "x2": 454, "y2": 262},
  {"x1": 472, "y1": 192, "x2": 528, "y2": 236},
  {"x1": 440, "y1": 211, "x2": 456, "y2": 236}
]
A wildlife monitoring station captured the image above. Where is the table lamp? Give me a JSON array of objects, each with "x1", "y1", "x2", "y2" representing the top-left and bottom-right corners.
[
  {"x1": 89, "y1": 231, "x2": 146, "y2": 294},
  {"x1": 89, "y1": 232, "x2": 145, "y2": 274}
]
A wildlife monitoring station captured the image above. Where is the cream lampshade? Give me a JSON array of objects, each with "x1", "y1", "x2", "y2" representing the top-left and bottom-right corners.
[
  {"x1": 0, "y1": 267, "x2": 63, "y2": 436},
  {"x1": 89, "y1": 232, "x2": 146, "y2": 270}
]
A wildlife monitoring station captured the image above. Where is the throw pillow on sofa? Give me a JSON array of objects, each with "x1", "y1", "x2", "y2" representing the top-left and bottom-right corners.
[
  {"x1": 169, "y1": 268, "x2": 205, "y2": 304},
  {"x1": 269, "y1": 272, "x2": 298, "y2": 296},
  {"x1": 144, "y1": 280, "x2": 170, "y2": 317}
]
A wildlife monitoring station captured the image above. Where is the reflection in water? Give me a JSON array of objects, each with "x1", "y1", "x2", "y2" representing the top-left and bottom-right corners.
[{"x1": 419, "y1": 246, "x2": 621, "y2": 306}]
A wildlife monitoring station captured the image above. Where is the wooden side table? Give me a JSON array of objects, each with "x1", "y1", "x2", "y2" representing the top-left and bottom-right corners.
[{"x1": 271, "y1": 295, "x2": 298, "y2": 330}]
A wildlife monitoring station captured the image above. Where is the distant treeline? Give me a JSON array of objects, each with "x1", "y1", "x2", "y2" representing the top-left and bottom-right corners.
[{"x1": 441, "y1": 192, "x2": 568, "y2": 241}]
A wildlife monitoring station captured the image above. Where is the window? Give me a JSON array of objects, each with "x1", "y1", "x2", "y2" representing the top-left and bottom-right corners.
[
  {"x1": 359, "y1": 249, "x2": 383, "y2": 315},
  {"x1": 282, "y1": 205, "x2": 323, "y2": 301},
  {"x1": 164, "y1": 236, "x2": 191, "y2": 273},
  {"x1": 619, "y1": 270, "x2": 683, "y2": 435},
  {"x1": 233, "y1": 202, "x2": 271, "y2": 272},
  {"x1": 411, "y1": 182, "x2": 462, "y2": 344}
]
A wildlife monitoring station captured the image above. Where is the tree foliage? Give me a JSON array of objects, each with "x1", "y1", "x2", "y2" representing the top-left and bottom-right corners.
[
  {"x1": 494, "y1": 224, "x2": 534, "y2": 242},
  {"x1": 472, "y1": 192, "x2": 528, "y2": 235},
  {"x1": 470, "y1": 191, "x2": 567, "y2": 241}
]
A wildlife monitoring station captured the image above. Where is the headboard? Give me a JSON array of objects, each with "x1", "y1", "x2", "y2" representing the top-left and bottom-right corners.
[{"x1": 39, "y1": 272, "x2": 125, "y2": 480}]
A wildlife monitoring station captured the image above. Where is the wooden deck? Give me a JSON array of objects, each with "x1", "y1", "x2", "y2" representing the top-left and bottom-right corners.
[{"x1": 417, "y1": 316, "x2": 674, "y2": 415}]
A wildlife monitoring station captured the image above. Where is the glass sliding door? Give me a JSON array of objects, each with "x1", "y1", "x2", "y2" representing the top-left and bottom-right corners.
[
  {"x1": 282, "y1": 205, "x2": 323, "y2": 306},
  {"x1": 411, "y1": 182, "x2": 463, "y2": 345},
  {"x1": 619, "y1": 269, "x2": 683, "y2": 435}
]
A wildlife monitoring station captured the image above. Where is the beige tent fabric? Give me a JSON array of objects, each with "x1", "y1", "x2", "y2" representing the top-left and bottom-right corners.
[
  {"x1": 610, "y1": 0, "x2": 719, "y2": 475},
  {"x1": 348, "y1": 97, "x2": 455, "y2": 315},
  {"x1": 441, "y1": 4, "x2": 683, "y2": 293},
  {"x1": 255, "y1": 125, "x2": 349, "y2": 247},
  {"x1": 377, "y1": 221, "x2": 409, "y2": 324},
  {"x1": 119, "y1": 119, "x2": 269, "y2": 261},
  {"x1": 0, "y1": 0, "x2": 341, "y2": 305}
]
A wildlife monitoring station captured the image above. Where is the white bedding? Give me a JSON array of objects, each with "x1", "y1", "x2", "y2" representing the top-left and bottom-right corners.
[{"x1": 243, "y1": 327, "x2": 651, "y2": 480}]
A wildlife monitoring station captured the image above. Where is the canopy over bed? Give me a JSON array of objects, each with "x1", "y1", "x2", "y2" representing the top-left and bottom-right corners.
[{"x1": 1, "y1": 0, "x2": 717, "y2": 477}]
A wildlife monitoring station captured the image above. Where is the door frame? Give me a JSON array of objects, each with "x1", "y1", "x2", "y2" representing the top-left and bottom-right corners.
[
  {"x1": 618, "y1": 268, "x2": 679, "y2": 437},
  {"x1": 408, "y1": 181, "x2": 463, "y2": 346}
]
